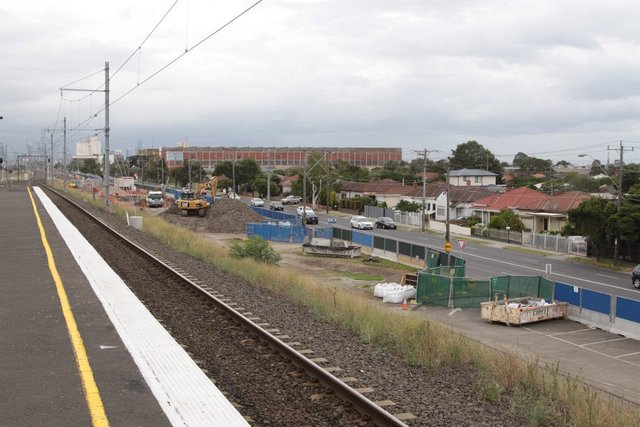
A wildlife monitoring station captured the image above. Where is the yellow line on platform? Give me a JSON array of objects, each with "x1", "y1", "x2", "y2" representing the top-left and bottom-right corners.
[{"x1": 28, "y1": 187, "x2": 109, "y2": 427}]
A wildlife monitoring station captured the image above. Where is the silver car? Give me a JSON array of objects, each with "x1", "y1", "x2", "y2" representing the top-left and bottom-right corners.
[{"x1": 350, "y1": 215, "x2": 373, "y2": 230}]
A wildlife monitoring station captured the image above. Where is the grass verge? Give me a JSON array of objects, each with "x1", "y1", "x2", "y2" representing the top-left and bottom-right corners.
[
  {"x1": 503, "y1": 246, "x2": 550, "y2": 256},
  {"x1": 567, "y1": 256, "x2": 634, "y2": 272},
  {"x1": 62, "y1": 189, "x2": 640, "y2": 426}
]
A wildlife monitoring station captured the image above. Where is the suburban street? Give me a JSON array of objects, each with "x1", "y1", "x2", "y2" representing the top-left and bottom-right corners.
[{"x1": 293, "y1": 207, "x2": 639, "y2": 301}]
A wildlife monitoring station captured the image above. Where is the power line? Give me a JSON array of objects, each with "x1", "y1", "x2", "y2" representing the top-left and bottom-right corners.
[
  {"x1": 108, "y1": 0, "x2": 263, "y2": 109},
  {"x1": 110, "y1": 0, "x2": 180, "y2": 81}
]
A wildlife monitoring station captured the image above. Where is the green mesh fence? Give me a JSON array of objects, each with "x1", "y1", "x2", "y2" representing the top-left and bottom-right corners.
[
  {"x1": 491, "y1": 276, "x2": 554, "y2": 301},
  {"x1": 416, "y1": 270, "x2": 451, "y2": 307},
  {"x1": 417, "y1": 270, "x2": 554, "y2": 308},
  {"x1": 452, "y1": 278, "x2": 492, "y2": 308}
]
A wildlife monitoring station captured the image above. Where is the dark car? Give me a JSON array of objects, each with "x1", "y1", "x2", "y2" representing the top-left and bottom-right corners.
[
  {"x1": 305, "y1": 215, "x2": 319, "y2": 225},
  {"x1": 269, "y1": 201, "x2": 284, "y2": 211},
  {"x1": 633, "y1": 265, "x2": 640, "y2": 289},
  {"x1": 375, "y1": 217, "x2": 397, "y2": 229}
]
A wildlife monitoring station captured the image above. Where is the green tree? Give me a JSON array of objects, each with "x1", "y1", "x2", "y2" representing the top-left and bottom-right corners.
[
  {"x1": 333, "y1": 160, "x2": 370, "y2": 182},
  {"x1": 253, "y1": 175, "x2": 281, "y2": 198},
  {"x1": 142, "y1": 158, "x2": 169, "y2": 184},
  {"x1": 212, "y1": 160, "x2": 234, "y2": 179},
  {"x1": 236, "y1": 158, "x2": 262, "y2": 193},
  {"x1": 566, "y1": 197, "x2": 616, "y2": 261},
  {"x1": 79, "y1": 158, "x2": 102, "y2": 177},
  {"x1": 513, "y1": 152, "x2": 529, "y2": 168},
  {"x1": 450, "y1": 140, "x2": 502, "y2": 173},
  {"x1": 612, "y1": 184, "x2": 640, "y2": 258},
  {"x1": 370, "y1": 160, "x2": 415, "y2": 183},
  {"x1": 488, "y1": 209, "x2": 524, "y2": 231},
  {"x1": 519, "y1": 157, "x2": 553, "y2": 173},
  {"x1": 171, "y1": 161, "x2": 204, "y2": 187},
  {"x1": 396, "y1": 200, "x2": 421, "y2": 213}
]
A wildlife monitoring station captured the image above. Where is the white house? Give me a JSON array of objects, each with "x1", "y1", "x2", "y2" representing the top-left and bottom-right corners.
[{"x1": 448, "y1": 169, "x2": 498, "y2": 187}]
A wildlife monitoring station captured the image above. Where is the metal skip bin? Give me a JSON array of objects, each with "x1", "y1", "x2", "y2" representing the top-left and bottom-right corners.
[{"x1": 480, "y1": 296, "x2": 569, "y2": 326}]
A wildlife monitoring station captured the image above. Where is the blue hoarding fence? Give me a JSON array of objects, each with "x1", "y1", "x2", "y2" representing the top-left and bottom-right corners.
[{"x1": 247, "y1": 222, "x2": 305, "y2": 243}]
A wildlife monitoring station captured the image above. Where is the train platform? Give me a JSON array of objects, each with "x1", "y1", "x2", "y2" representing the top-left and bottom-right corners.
[{"x1": 0, "y1": 185, "x2": 248, "y2": 427}]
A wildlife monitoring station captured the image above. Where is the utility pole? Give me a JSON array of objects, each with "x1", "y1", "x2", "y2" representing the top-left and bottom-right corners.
[
  {"x1": 63, "y1": 117, "x2": 67, "y2": 191},
  {"x1": 232, "y1": 147, "x2": 237, "y2": 197},
  {"x1": 411, "y1": 149, "x2": 439, "y2": 232},
  {"x1": 608, "y1": 141, "x2": 634, "y2": 264},
  {"x1": 266, "y1": 148, "x2": 271, "y2": 204},
  {"x1": 104, "y1": 61, "x2": 110, "y2": 207},
  {"x1": 302, "y1": 150, "x2": 308, "y2": 229},
  {"x1": 50, "y1": 132, "x2": 54, "y2": 182}
]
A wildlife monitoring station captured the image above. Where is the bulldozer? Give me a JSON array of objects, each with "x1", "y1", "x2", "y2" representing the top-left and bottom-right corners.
[{"x1": 175, "y1": 176, "x2": 218, "y2": 217}]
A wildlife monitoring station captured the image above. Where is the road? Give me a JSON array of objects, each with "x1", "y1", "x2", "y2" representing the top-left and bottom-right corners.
[
  {"x1": 309, "y1": 209, "x2": 638, "y2": 300},
  {"x1": 252, "y1": 200, "x2": 636, "y2": 299}
]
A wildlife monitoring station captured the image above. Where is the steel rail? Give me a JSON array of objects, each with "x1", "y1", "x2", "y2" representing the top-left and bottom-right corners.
[{"x1": 42, "y1": 184, "x2": 408, "y2": 427}]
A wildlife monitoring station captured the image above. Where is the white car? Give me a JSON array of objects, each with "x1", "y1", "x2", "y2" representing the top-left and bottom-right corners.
[
  {"x1": 250, "y1": 198, "x2": 264, "y2": 207},
  {"x1": 296, "y1": 206, "x2": 315, "y2": 216},
  {"x1": 350, "y1": 215, "x2": 373, "y2": 230}
]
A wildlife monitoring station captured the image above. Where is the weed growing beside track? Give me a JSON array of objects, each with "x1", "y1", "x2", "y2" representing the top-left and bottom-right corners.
[{"x1": 61, "y1": 187, "x2": 640, "y2": 426}]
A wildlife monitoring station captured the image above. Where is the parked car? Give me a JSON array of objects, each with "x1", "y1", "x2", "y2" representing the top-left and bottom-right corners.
[
  {"x1": 296, "y1": 206, "x2": 315, "y2": 216},
  {"x1": 250, "y1": 197, "x2": 264, "y2": 207},
  {"x1": 633, "y1": 265, "x2": 640, "y2": 289},
  {"x1": 228, "y1": 192, "x2": 240, "y2": 200},
  {"x1": 281, "y1": 195, "x2": 302, "y2": 205},
  {"x1": 146, "y1": 191, "x2": 164, "y2": 208},
  {"x1": 269, "y1": 201, "x2": 284, "y2": 211},
  {"x1": 375, "y1": 217, "x2": 397, "y2": 229},
  {"x1": 305, "y1": 214, "x2": 319, "y2": 225},
  {"x1": 350, "y1": 215, "x2": 373, "y2": 230}
]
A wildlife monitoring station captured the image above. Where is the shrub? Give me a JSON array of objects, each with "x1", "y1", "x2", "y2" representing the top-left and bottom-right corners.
[{"x1": 228, "y1": 236, "x2": 282, "y2": 264}]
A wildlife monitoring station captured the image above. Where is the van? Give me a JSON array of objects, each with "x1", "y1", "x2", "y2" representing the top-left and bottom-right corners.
[{"x1": 146, "y1": 191, "x2": 164, "y2": 208}]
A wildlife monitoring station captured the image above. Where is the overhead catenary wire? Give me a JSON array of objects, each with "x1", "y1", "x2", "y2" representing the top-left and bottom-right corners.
[
  {"x1": 108, "y1": 0, "x2": 263, "y2": 109},
  {"x1": 59, "y1": 0, "x2": 180, "y2": 105}
]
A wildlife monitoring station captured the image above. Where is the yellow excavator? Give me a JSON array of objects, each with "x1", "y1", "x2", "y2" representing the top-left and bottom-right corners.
[{"x1": 175, "y1": 176, "x2": 218, "y2": 217}]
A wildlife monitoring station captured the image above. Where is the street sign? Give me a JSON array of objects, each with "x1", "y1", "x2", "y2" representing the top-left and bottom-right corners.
[
  {"x1": 457, "y1": 239, "x2": 466, "y2": 250},
  {"x1": 444, "y1": 242, "x2": 452, "y2": 253}
]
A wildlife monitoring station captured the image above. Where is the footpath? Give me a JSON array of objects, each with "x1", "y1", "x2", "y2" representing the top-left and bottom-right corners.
[{"x1": 365, "y1": 217, "x2": 640, "y2": 405}]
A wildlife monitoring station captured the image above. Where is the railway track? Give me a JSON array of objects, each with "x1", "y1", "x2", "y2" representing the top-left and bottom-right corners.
[{"x1": 43, "y1": 185, "x2": 414, "y2": 426}]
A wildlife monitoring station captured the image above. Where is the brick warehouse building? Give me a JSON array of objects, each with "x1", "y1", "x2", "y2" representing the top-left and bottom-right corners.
[{"x1": 160, "y1": 146, "x2": 402, "y2": 171}]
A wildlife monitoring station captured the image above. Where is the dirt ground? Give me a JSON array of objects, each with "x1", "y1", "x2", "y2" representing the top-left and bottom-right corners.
[
  {"x1": 155, "y1": 199, "x2": 412, "y2": 296},
  {"x1": 209, "y1": 233, "x2": 411, "y2": 297}
]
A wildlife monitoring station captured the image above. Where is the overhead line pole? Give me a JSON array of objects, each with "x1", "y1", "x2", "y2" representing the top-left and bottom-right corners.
[
  {"x1": 608, "y1": 141, "x2": 634, "y2": 264},
  {"x1": 104, "y1": 61, "x2": 110, "y2": 207},
  {"x1": 411, "y1": 149, "x2": 439, "y2": 232}
]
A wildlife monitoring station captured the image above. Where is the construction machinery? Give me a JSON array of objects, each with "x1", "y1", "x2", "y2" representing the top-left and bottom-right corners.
[
  {"x1": 175, "y1": 176, "x2": 218, "y2": 217},
  {"x1": 194, "y1": 176, "x2": 219, "y2": 200}
]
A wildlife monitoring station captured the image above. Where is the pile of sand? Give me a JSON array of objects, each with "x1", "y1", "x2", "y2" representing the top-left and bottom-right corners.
[{"x1": 160, "y1": 199, "x2": 265, "y2": 233}]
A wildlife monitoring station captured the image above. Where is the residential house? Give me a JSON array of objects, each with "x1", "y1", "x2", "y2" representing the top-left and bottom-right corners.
[
  {"x1": 402, "y1": 182, "x2": 492, "y2": 221},
  {"x1": 339, "y1": 179, "x2": 495, "y2": 220},
  {"x1": 448, "y1": 169, "x2": 498, "y2": 187},
  {"x1": 339, "y1": 179, "x2": 412, "y2": 208},
  {"x1": 472, "y1": 187, "x2": 591, "y2": 233}
]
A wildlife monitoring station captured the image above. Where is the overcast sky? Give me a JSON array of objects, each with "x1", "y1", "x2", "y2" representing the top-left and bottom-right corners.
[{"x1": 2, "y1": 0, "x2": 640, "y2": 166}]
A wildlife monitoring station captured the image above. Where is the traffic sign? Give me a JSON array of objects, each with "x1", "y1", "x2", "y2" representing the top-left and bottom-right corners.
[
  {"x1": 457, "y1": 239, "x2": 466, "y2": 250},
  {"x1": 444, "y1": 242, "x2": 452, "y2": 253}
]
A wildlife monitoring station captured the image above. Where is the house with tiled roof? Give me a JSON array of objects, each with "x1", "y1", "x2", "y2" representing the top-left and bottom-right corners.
[
  {"x1": 339, "y1": 178, "x2": 496, "y2": 220},
  {"x1": 472, "y1": 187, "x2": 591, "y2": 232}
]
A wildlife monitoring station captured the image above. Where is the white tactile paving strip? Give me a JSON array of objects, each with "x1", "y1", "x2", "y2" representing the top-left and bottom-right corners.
[{"x1": 34, "y1": 188, "x2": 249, "y2": 427}]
